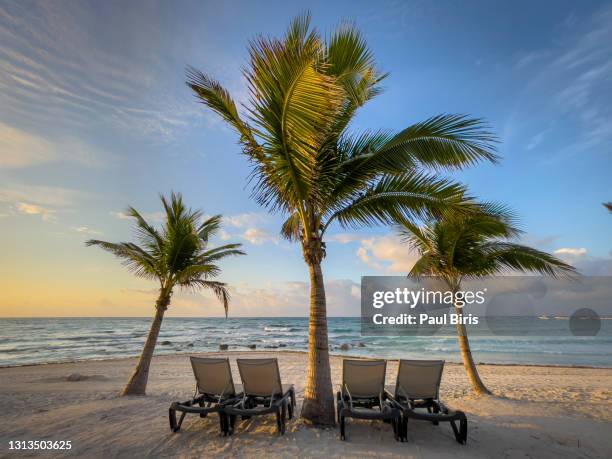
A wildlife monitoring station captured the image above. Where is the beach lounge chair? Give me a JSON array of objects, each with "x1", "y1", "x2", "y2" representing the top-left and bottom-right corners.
[
  {"x1": 386, "y1": 359, "x2": 468, "y2": 444},
  {"x1": 336, "y1": 359, "x2": 401, "y2": 441},
  {"x1": 168, "y1": 357, "x2": 242, "y2": 435},
  {"x1": 224, "y1": 358, "x2": 296, "y2": 435}
]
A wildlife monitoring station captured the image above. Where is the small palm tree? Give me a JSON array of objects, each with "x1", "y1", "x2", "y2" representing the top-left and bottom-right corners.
[
  {"x1": 87, "y1": 192, "x2": 244, "y2": 396},
  {"x1": 398, "y1": 206, "x2": 576, "y2": 395},
  {"x1": 187, "y1": 14, "x2": 498, "y2": 424}
]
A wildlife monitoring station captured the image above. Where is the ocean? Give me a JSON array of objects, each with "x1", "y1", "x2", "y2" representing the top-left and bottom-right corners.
[{"x1": 1, "y1": 317, "x2": 611, "y2": 368}]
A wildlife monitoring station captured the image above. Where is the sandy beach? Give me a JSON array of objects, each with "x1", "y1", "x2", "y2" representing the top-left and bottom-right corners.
[{"x1": 0, "y1": 351, "x2": 611, "y2": 458}]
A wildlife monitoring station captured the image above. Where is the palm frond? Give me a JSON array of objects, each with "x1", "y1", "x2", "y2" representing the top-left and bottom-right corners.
[
  {"x1": 186, "y1": 67, "x2": 260, "y2": 156},
  {"x1": 85, "y1": 240, "x2": 159, "y2": 280},
  {"x1": 190, "y1": 280, "x2": 231, "y2": 318},
  {"x1": 375, "y1": 114, "x2": 499, "y2": 171},
  {"x1": 326, "y1": 173, "x2": 469, "y2": 231},
  {"x1": 280, "y1": 212, "x2": 302, "y2": 241},
  {"x1": 481, "y1": 242, "x2": 578, "y2": 277},
  {"x1": 198, "y1": 214, "x2": 222, "y2": 242}
]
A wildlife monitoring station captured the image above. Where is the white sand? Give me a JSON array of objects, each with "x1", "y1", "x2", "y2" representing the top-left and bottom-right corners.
[{"x1": 1, "y1": 351, "x2": 611, "y2": 458}]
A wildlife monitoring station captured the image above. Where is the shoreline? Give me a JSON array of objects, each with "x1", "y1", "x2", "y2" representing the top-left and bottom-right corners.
[{"x1": 3, "y1": 348, "x2": 611, "y2": 370}]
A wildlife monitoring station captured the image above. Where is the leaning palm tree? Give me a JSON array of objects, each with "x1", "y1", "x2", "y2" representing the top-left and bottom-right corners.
[
  {"x1": 86, "y1": 192, "x2": 244, "y2": 396},
  {"x1": 187, "y1": 14, "x2": 498, "y2": 424},
  {"x1": 398, "y1": 206, "x2": 576, "y2": 395}
]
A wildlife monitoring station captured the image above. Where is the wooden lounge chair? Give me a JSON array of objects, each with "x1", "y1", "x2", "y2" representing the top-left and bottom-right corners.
[
  {"x1": 169, "y1": 356, "x2": 242, "y2": 435},
  {"x1": 336, "y1": 359, "x2": 401, "y2": 441},
  {"x1": 224, "y1": 358, "x2": 296, "y2": 435},
  {"x1": 386, "y1": 359, "x2": 468, "y2": 444}
]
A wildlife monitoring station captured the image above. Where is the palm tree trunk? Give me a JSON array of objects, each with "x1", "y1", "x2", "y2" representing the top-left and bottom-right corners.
[
  {"x1": 454, "y1": 304, "x2": 491, "y2": 395},
  {"x1": 121, "y1": 290, "x2": 171, "y2": 396},
  {"x1": 300, "y1": 260, "x2": 335, "y2": 425}
]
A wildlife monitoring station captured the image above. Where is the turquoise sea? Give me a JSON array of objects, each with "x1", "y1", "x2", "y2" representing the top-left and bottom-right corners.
[{"x1": 1, "y1": 317, "x2": 611, "y2": 367}]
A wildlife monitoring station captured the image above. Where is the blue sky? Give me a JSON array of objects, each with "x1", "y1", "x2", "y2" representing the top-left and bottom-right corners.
[{"x1": 1, "y1": 0, "x2": 611, "y2": 317}]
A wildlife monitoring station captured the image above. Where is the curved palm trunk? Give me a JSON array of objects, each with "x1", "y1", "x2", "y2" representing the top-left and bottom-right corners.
[
  {"x1": 121, "y1": 291, "x2": 171, "y2": 396},
  {"x1": 301, "y1": 260, "x2": 335, "y2": 425},
  {"x1": 454, "y1": 304, "x2": 491, "y2": 395}
]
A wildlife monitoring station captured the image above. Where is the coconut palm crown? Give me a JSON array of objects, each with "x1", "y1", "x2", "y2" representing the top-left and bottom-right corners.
[
  {"x1": 86, "y1": 192, "x2": 244, "y2": 396},
  {"x1": 398, "y1": 205, "x2": 576, "y2": 394},
  {"x1": 187, "y1": 14, "x2": 499, "y2": 424}
]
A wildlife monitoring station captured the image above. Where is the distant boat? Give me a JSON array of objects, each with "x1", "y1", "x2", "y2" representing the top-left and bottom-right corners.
[
  {"x1": 554, "y1": 316, "x2": 568, "y2": 320},
  {"x1": 537, "y1": 315, "x2": 550, "y2": 320}
]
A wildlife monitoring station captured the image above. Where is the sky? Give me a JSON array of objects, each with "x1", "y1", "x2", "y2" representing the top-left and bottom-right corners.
[{"x1": 0, "y1": 0, "x2": 611, "y2": 318}]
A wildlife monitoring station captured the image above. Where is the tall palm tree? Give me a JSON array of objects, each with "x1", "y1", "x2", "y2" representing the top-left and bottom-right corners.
[
  {"x1": 398, "y1": 206, "x2": 576, "y2": 395},
  {"x1": 86, "y1": 192, "x2": 244, "y2": 396},
  {"x1": 187, "y1": 14, "x2": 498, "y2": 424}
]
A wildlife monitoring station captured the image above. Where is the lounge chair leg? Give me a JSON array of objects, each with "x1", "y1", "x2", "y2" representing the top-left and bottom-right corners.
[
  {"x1": 282, "y1": 401, "x2": 287, "y2": 434},
  {"x1": 177, "y1": 411, "x2": 187, "y2": 430},
  {"x1": 451, "y1": 419, "x2": 468, "y2": 444},
  {"x1": 402, "y1": 416, "x2": 408, "y2": 442},
  {"x1": 392, "y1": 417, "x2": 400, "y2": 441},
  {"x1": 276, "y1": 410, "x2": 283, "y2": 435},
  {"x1": 340, "y1": 415, "x2": 346, "y2": 441},
  {"x1": 169, "y1": 406, "x2": 178, "y2": 432}
]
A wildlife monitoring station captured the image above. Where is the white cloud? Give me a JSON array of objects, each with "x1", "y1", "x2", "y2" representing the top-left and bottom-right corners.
[
  {"x1": 241, "y1": 227, "x2": 278, "y2": 245},
  {"x1": 553, "y1": 247, "x2": 612, "y2": 275},
  {"x1": 71, "y1": 226, "x2": 101, "y2": 236},
  {"x1": 14, "y1": 202, "x2": 56, "y2": 221},
  {"x1": 111, "y1": 210, "x2": 165, "y2": 222},
  {"x1": 224, "y1": 212, "x2": 267, "y2": 228},
  {"x1": 327, "y1": 233, "x2": 362, "y2": 244},
  {"x1": 329, "y1": 232, "x2": 420, "y2": 274},
  {"x1": 218, "y1": 229, "x2": 232, "y2": 241},
  {"x1": 357, "y1": 235, "x2": 420, "y2": 273},
  {"x1": 554, "y1": 247, "x2": 588, "y2": 257}
]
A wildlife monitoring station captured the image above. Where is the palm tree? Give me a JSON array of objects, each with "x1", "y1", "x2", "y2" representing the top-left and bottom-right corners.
[
  {"x1": 86, "y1": 192, "x2": 244, "y2": 396},
  {"x1": 398, "y1": 206, "x2": 576, "y2": 395},
  {"x1": 187, "y1": 14, "x2": 498, "y2": 424}
]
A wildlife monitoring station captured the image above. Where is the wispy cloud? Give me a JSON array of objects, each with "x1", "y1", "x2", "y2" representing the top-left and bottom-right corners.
[
  {"x1": 0, "y1": 122, "x2": 111, "y2": 169},
  {"x1": 0, "y1": 183, "x2": 85, "y2": 207},
  {"x1": 511, "y1": 5, "x2": 612, "y2": 158},
  {"x1": 0, "y1": 1, "x2": 209, "y2": 143},
  {"x1": 0, "y1": 182, "x2": 91, "y2": 224}
]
